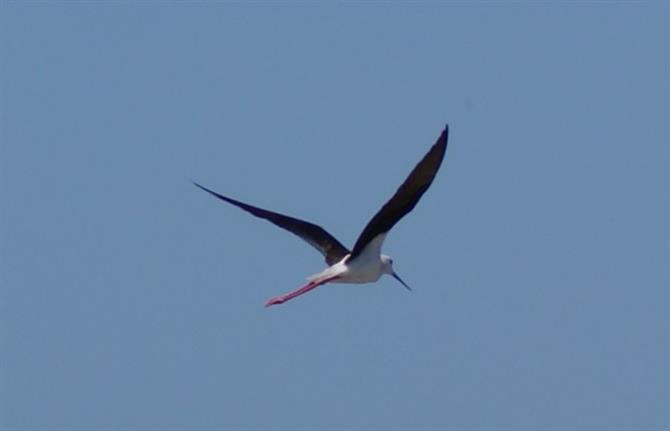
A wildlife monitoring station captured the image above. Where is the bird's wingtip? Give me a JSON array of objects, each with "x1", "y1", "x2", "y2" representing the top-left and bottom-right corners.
[
  {"x1": 192, "y1": 181, "x2": 217, "y2": 197},
  {"x1": 437, "y1": 124, "x2": 449, "y2": 148},
  {"x1": 191, "y1": 180, "x2": 207, "y2": 191}
]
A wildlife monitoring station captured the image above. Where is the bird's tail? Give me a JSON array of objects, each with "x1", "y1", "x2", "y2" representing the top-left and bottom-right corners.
[{"x1": 306, "y1": 264, "x2": 345, "y2": 284}]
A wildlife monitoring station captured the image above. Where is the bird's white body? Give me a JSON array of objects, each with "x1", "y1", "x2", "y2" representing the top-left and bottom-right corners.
[{"x1": 308, "y1": 234, "x2": 391, "y2": 284}]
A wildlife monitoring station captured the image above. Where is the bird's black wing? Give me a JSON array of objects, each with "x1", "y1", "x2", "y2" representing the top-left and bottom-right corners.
[
  {"x1": 193, "y1": 182, "x2": 350, "y2": 265},
  {"x1": 350, "y1": 125, "x2": 449, "y2": 258}
]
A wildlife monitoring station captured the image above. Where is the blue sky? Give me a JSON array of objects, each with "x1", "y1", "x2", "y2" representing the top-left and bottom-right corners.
[{"x1": 2, "y1": 2, "x2": 668, "y2": 430}]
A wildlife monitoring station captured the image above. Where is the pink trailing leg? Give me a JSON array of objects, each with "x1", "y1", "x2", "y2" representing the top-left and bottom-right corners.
[{"x1": 264, "y1": 276, "x2": 337, "y2": 307}]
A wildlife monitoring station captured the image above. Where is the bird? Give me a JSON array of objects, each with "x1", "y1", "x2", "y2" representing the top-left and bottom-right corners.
[{"x1": 194, "y1": 125, "x2": 449, "y2": 307}]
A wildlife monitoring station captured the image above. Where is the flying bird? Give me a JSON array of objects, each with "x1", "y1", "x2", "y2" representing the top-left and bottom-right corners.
[{"x1": 194, "y1": 125, "x2": 449, "y2": 307}]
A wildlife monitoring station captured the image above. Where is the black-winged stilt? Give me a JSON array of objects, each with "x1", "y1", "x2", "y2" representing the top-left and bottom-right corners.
[{"x1": 194, "y1": 125, "x2": 449, "y2": 307}]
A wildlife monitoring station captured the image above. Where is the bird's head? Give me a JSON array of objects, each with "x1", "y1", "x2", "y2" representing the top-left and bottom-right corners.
[{"x1": 380, "y1": 254, "x2": 412, "y2": 291}]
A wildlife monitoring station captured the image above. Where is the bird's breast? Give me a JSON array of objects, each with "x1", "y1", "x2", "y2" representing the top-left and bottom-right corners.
[{"x1": 334, "y1": 256, "x2": 383, "y2": 284}]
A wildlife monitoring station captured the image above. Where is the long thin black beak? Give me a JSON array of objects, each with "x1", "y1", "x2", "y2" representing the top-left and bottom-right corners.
[{"x1": 392, "y1": 272, "x2": 412, "y2": 292}]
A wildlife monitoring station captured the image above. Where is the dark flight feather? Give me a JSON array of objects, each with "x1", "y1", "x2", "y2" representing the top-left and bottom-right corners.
[
  {"x1": 350, "y1": 125, "x2": 449, "y2": 258},
  {"x1": 193, "y1": 182, "x2": 350, "y2": 265}
]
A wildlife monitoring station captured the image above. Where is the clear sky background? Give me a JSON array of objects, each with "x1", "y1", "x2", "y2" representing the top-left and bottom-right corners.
[{"x1": 1, "y1": 2, "x2": 668, "y2": 430}]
